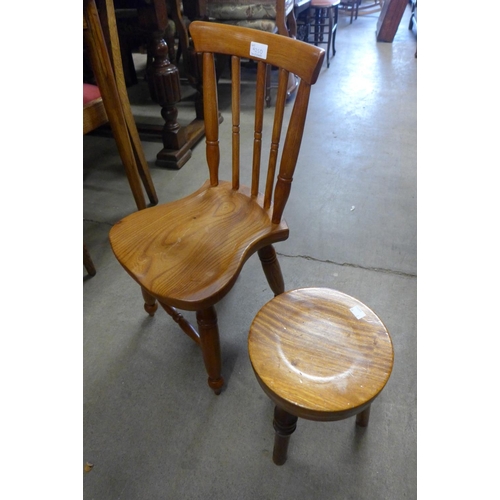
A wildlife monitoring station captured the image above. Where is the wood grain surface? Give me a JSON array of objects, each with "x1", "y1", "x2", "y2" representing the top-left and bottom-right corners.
[{"x1": 248, "y1": 287, "x2": 394, "y2": 421}]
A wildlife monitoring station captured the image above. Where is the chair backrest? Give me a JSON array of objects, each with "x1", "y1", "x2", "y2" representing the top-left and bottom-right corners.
[{"x1": 189, "y1": 21, "x2": 324, "y2": 224}]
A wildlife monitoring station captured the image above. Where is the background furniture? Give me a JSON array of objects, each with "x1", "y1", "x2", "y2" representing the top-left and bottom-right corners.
[
  {"x1": 376, "y1": 0, "x2": 407, "y2": 42},
  {"x1": 84, "y1": 0, "x2": 158, "y2": 210},
  {"x1": 248, "y1": 287, "x2": 394, "y2": 465},
  {"x1": 199, "y1": 0, "x2": 299, "y2": 106},
  {"x1": 408, "y1": 0, "x2": 416, "y2": 31},
  {"x1": 306, "y1": 0, "x2": 339, "y2": 67},
  {"x1": 111, "y1": 0, "x2": 207, "y2": 169},
  {"x1": 339, "y1": 0, "x2": 360, "y2": 24},
  {"x1": 109, "y1": 21, "x2": 325, "y2": 395}
]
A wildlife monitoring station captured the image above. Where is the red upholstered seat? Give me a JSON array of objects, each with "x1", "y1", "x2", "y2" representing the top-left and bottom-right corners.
[{"x1": 83, "y1": 83, "x2": 101, "y2": 105}]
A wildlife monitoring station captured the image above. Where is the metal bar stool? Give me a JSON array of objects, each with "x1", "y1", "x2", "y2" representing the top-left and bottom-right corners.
[
  {"x1": 307, "y1": 0, "x2": 340, "y2": 68},
  {"x1": 248, "y1": 287, "x2": 394, "y2": 465}
]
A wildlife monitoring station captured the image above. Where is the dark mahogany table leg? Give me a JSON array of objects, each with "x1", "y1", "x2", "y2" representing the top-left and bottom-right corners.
[
  {"x1": 135, "y1": 0, "x2": 207, "y2": 170},
  {"x1": 272, "y1": 406, "x2": 298, "y2": 465}
]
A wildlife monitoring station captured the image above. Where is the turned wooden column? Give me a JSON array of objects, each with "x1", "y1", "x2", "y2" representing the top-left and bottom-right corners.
[
  {"x1": 147, "y1": 29, "x2": 187, "y2": 150},
  {"x1": 137, "y1": 1, "x2": 193, "y2": 168}
]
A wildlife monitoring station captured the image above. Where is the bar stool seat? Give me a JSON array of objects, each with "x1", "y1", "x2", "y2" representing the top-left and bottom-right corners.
[{"x1": 248, "y1": 287, "x2": 394, "y2": 465}]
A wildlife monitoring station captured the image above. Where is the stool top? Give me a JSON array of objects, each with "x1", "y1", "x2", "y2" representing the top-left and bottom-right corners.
[
  {"x1": 311, "y1": 0, "x2": 340, "y2": 7},
  {"x1": 248, "y1": 287, "x2": 394, "y2": 420}
]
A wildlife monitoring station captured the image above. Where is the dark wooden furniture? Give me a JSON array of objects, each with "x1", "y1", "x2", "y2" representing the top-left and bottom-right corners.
[
  {"x1": 248, "y1": 287, "x2": 394, "y2": 465},
  {"x1": 109, "y1": 21, "x2": 325, "y2": 394},
  {"x1": 307, "y1": 0, "x2": 340, "y2": 67},
  {"x1": 130, "y1": 0, "x2": 207, "y2": 169},
  {"x1": 84, "y1": 0, "x2": 158, "y2": 210},
  {"x1": 376, "y1": 0, "x2": 408, "y2": 42}
]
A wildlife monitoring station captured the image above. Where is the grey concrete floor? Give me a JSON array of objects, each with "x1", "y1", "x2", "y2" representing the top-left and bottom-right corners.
[{"x1": 84, "y1": 8, "x2": 417, "y2": 499}]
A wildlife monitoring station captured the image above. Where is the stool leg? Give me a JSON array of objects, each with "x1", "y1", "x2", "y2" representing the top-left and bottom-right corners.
[
  {"x1": 355, "y1": 404, "x2": 371, "y2": 427},
  {"x1": 272, "y1": 406, "x2": 298, "y2": 465}
]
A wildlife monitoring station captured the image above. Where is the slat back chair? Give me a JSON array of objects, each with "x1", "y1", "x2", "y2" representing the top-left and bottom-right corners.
[{"x1": 109, "y1": 21, "x2": 325, "y2": 395}]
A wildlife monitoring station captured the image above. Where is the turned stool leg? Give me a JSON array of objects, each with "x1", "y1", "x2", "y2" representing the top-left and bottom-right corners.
[
  {"x1": 272, "y1": 406, "x2": 298, "y2": 465},
  {"x1": 141, "y1": 287, "x2": 158, "y2": 316},
  {"x1": 356, "y1": 405, "x2": 371, "y2": 428}
]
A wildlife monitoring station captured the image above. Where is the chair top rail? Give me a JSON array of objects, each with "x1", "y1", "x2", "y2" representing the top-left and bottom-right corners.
[{"x1": 189, "y1": 21, "x2": 325, "y2": 85}]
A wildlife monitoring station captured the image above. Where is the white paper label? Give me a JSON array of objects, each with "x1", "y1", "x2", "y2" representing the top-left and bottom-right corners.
[
  {"x1": 250, "y1": 41, "x2": 268, "y2": 60},
  {"x1": 350, "y1": 306, "x2": 366, "y2": 320}
]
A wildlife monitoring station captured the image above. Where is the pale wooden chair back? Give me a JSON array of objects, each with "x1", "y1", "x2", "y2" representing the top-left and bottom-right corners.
[{"x1": 189, "y1": 21, "x2": 324, "y2": 224}]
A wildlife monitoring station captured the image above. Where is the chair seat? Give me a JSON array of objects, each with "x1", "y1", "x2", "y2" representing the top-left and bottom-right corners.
[
  {"x1": 109, "y1": 180, "x2": 289, "y2": 310},
  {"x1": 248, "y1": 287, "x2": 394, "y2": 421}
]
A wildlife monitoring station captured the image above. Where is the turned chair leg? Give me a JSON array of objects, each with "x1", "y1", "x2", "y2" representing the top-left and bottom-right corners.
[
  {"x1": 272, "y1": 406, "x2": 298, "y2": 465},
  {"x1": 355, "y1": 405, "x2": 371, "y2": 427},
  {"x1": 196, "y1": 306, "x2": 224, "y2": 395},
  {"x1": 258, "y1": 245, "x2": 285, "y2": 296},
  {"x1": 141, "y1": 287, "x2": 158, "y2": 316}
]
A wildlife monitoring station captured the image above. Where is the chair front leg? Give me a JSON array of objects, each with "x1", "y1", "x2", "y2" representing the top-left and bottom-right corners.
[
  {"x1": 196, "y1": 306, "x2": 224, "y2": 395},
  {"x1": 258, "y1": 245, "x2": 285, "y2": 296}
]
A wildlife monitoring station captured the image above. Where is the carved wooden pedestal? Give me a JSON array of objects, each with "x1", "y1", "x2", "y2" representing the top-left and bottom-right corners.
[{"x1": 136, "y1": 0, "x2": 207, "y2": 169}]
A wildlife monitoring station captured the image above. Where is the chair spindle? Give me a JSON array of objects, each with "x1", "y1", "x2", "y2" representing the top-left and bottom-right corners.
[
  {"x1": 272, "y1": 81, "x2": 312, "y2": 224},
  {"x1": 264, "y1": 67, "x2": 289, "y2": 211},
  {"x1": 251, "y1": 61, "x2": 267, "y2": 198},
  {"x1": 231, "y1": 55, "x2": 241, "y2": 190},
  {"x1": 203, "y1": 52, "x2": 220, "y2": 186}
]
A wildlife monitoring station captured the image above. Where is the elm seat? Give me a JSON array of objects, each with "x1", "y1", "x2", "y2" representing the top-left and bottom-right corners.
[
  {"x1": 248, "y1": 287, "x2": 394, "y2": 465},
  {"x1": 109, "y1": 21, "x2": 325, "y2": 395}
]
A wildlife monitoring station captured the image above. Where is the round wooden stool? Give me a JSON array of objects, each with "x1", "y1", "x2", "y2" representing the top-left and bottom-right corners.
[{"x1": 248, "y1": 287, "x2": 394, "y2": 465}]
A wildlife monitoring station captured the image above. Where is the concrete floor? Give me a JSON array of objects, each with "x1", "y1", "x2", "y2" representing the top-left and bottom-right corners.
[{"x1": 84, "y1": 7, "x2": 417, "y2": 499}]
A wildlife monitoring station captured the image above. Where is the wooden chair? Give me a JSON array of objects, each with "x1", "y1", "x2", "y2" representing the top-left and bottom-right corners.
[
  {"x1": 84, "y1": 0, "x2": 158, "y2": 211},
  {"x1": 248, "y1": 287, "x2": 394, "y2": 465},
  {"x1": 109, "y1": 21, "x2": 325, "y2": 395}
]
